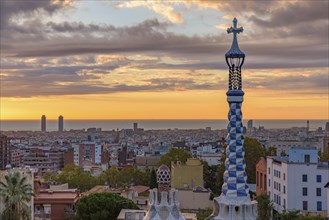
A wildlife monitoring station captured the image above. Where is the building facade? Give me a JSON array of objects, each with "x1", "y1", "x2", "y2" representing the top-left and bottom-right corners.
[
  {"x1": 58, "y1": 115, "x2": 64, "y2": 132},
  {"x1": 256, "y1": 157, "x2": 267, "y2": 196},
  {"x1": 24, "y1": 147, "x2": 64, "y2": 175},
  {"x1": 34, "y1": 180, "x2": 79, "y2": 220},
  {"x1": 0, "y1": 134, "x2": 10, "y2": 170},
  {"x1": 267, "y1": 147, "x2": 329, "y2": 215},
  {"x1": 10, "y1": 146, "x2": 24, "y2": 168},
  {"x1": 171, "y1": 158, "x2": 203, "y2": 190},
  {"x1": 72, "y1": 142, "x2": 102, "y2": 167},
  {"x1": 41, "y1": 115, "x2": 46, "y2": 132}
]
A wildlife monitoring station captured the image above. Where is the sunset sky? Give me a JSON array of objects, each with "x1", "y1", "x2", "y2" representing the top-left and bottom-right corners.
[{"x1": 0, "y1": 0, "x2": 328, "y2": 120}]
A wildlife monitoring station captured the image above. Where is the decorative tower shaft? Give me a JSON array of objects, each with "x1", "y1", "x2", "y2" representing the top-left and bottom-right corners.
[
  {"x1": 207, "y1": 18, "x2": 257, "y2": 220},
  {"x1": 222, "y1": 17, "x2": 248, "y2": 198}
]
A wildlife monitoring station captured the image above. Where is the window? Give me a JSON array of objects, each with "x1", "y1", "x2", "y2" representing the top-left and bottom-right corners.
[
  {"x1": 268, "y1": 168, "x2": 270, "y2": 174},
  {"x1": 256, "y1": 172, "x2": 259, "y2": 187},
  {"x1": 317, "y1": 201, "x2": 322, "y2": 211},
  {"x1": 269, "y1": 179, "x2": 271, "y2": 187},
  {"x1": 302, "y1": 187, "x2": 308, "y2": 196},
  {"x1": 302, "y1": 174, "x2": 307, "y2": 182},
  {"x1": 303, "y1": 201, "x2": 308, "y2": 211},
  {"x1": 316, "y1": 188, "x2": 321, "y2": 196},
  {"x1": 317, "y1": 175, "x2": 322, "y2": 183},
  {"x1": 283, "y1": 173, "x2": 286, "y2": 181},
  {"x1": 304, "y1": 154, "x2": 310, "y2": 163},
  {"x1": 283, "y1": 185, "x2": 286, "y2": 194}
]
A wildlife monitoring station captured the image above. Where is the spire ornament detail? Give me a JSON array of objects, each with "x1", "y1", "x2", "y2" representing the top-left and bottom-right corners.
[{"x1": 206, "y1": 18, "x2": 257, "y2": 220}]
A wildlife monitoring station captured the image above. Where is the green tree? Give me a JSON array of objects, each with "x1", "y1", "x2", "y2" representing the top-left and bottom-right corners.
[
  {"x1": 196, "y1": 208, "x2": 213, "y2": 220},
  {"x1": 320, "y1": 143, "x2": 329, "y2": 161},
  {"x1": 244, "y1": 137, "x2": 266, "y2": 183},
  {"x1": 266, "y1": 147, "x2": 277, "y2": 156},
  {"x1": 157, "y1": 148, "x2": 191, "y2": 168},
  {"x1": 55, "y1": 164, "x2": 99, "y2": 192},
  {"x1": 0, "y1": 172, "x2": 35, "y2": 220},
  {"x1": 75, "y1": 192, "x2": 139, "y2": 220},
  {"x1": 103, "y1": 166, "x2": 121, "y2": 187},
  {"x1": 256, "y1": 192, "x2": 272, "y2": 220},
  {"x1": 203, "y1": 161, "x2": 222, "y2": 196},
  {"x1": 43, "y1": 172, "x2": 58, "y2": 183},
  {"x1": 275, "y1": 210, "x2": 300, "y2": 220},
  {"x1": 149, "y1": 169, "x2": 158, "y2": 189}
]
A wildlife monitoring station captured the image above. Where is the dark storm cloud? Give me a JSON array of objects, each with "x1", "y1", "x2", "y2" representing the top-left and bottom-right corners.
[
  {"x1": 0, "y1": 70, "x2": 219, "y2": 97},
  {"x1": 0, "y1": 1, "x2": 328, "y2": 98},
  {"x1": 249, "y1": 1, "x2": 328, "y2": 28},
  {"x1": 46, "y1": 18, "x2": 169, "y2": 33},
  {"x1": 0, "y1": 0, "x2": 70, "y2": 29}
]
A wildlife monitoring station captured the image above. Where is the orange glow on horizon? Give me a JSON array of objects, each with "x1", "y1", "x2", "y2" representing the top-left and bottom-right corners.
[{"x1": 1, "y1": 89, "x2": 327, "y2": 120}]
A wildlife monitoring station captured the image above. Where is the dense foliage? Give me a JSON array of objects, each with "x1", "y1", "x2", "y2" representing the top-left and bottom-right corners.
[
  {"x1": 203, "y1": 161, "x2": 222, "y2": 196},
  {"x1": 44, "y1": 164, "x2": 151, "y2": 192},
  {"x1": 196, "y1": 208, "x2": 213, "y2": 220},
  {"x1": 256, "y1": 192, "x2": 273, "y2": 220},
  {"x1": 149, "y1": 169, "x2": 158, "y2": 189},
  {"x1": 0, "y1": 172, "x2": 34, "y2": 220},
  {"x1": 274, "y1": 210, "x2": 328, "y2": 220},
  {"x1": 75, "y1": 192, "x2": 139, "y2": 220},
  {"x1": 319, "y1": 143, "x2": 329, "y2": 161},
  {"x1": 244, "y1": 137, "x2": 266, "y2": 183},
  {"x1": 157, "y1": 148, "x2": 191, "y2": 167}
]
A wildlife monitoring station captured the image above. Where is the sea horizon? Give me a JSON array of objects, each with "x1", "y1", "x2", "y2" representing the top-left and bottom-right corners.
[{"x1": 0, "y1": 119, "x2": 328, "y2": 132}]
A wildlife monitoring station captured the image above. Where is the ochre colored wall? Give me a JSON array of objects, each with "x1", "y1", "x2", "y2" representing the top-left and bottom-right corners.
[{"x1": 171, "y1": 158, "x2": 203, "y2": 189}]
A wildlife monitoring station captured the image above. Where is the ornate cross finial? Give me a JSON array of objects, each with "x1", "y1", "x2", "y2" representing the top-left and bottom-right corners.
[
  {"x1": 227, "y1": 17, "x2": 243, "y2": 35},
  {"x1": 225, "y1": 17, "x2": 245, "y2": 58}
]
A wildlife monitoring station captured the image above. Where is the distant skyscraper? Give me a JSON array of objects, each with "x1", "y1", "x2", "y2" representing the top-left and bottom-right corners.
[
  {"x1": 0, "y1": 134, "x2": 10, "y2": 169},
  {"x1": 208, "y1": 18, "x2": 257, "y2": 220},
  {"x1": 58, "y1": 115, "x2": 64, "y2": 132},
  {"x1": 325, "y1": 122, "x2": 329, "y2": 132},
  {"x1": 306, "y1": 120, "x2": 309, "y2": 131},
  {"x1": 41, "y1": 115, "x2": 46, "y2": 132},
  {"x1": 247, "y1": 120, "x2": 253, "y2": 130},
  {"x1": 133, "y1": 122, "x2": 138, "y2": 132}
]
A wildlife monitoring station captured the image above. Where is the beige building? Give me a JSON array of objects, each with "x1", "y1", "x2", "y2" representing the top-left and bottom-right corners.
[
  {"x1": 177, "y1": 188, "x2": 213, "y2": 210},
  {"x1": 171, "y1": 158, "x2": 203, "y2": 190}
]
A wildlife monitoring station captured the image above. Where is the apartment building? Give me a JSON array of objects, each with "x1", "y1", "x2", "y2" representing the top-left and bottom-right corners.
[{"x1": 267, "y1": 147, "x2": 329, "y2": 215}]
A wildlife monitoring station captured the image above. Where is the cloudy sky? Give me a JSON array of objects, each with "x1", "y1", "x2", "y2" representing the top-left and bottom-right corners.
[{"x1": 0, "y1": 0, "x2": 328, "y2": 120}]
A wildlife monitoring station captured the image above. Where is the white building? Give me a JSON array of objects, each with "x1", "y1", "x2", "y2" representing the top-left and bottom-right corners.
[
  {"x1": 197, "y1": 152, "x2": 221, "y2": 166},
  {"x1": 269, "y1": 140, "x2": 322, "y2": 155},
  {"x1": 267, "y1": 147, "x2": 328, "y2": 215}
]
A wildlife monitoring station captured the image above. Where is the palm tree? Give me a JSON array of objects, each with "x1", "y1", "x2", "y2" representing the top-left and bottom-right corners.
[{"x1": 0, "y1": 171, "x2": 35, "y2": 220}]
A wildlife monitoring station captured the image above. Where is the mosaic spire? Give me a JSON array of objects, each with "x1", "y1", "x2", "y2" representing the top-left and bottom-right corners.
[
  {"x1": 206, "y1": 18, "x2": 257, "y2": 220},
  {"x1": 143, "y1": 164, "x2": 185, "y2": 220},
  {"x1": 222, "y1": 17, "x2": 249, "y2": 199}
]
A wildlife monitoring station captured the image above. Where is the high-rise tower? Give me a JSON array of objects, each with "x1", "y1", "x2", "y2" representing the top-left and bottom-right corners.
[
  {"x1": 207, "y1": 18, "x2": 257, "y2": 220},
  {"x1": 41, "y1": 115, "x2": 46, "y2": 132},
  {"x1": 0, "y1": 134, "x2": 10, "y2": 170},
  {"x1": 58, "y1": 115, "x2": 64, "y2": 132}
]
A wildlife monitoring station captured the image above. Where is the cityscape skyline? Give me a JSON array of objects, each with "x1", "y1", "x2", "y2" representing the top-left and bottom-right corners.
[{"x1": 1, "y1": 1, "x2": 328, "y2": 120}]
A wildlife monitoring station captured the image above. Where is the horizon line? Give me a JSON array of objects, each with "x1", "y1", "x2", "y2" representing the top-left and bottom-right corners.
[{"x1": 1, "y1": 118, "x2": 328, "y2": 121}]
